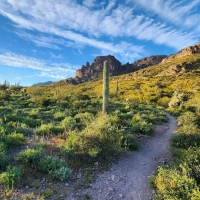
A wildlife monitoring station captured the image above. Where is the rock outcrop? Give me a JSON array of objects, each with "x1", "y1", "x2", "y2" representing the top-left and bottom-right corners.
[
  {"x1": 161, "y1": 42, "x2": 200, "y2": 63},
  {"x1": 66, "y1": 55, "x2": 167, "y2": 84},
  {"x1": 158, "y1": 61, "x2": 199, "y2": 76}
]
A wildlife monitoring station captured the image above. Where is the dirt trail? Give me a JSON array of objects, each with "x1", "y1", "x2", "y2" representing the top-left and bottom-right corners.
[{"x1": 67, "y1": 114, "x2": 177, "y2": 200}]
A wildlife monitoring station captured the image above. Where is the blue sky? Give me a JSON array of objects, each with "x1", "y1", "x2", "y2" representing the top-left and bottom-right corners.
[{"x1": 0, "y1": 0, "x2": 200, "y2": 86}]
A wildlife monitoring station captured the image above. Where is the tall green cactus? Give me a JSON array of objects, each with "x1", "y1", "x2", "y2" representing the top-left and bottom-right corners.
[
  {"x1": 115, "y1": 80, "x2": 118, "y2": 98},
  {"x1": 102, "y1": 60, "x2": 109, "y2": 114}
]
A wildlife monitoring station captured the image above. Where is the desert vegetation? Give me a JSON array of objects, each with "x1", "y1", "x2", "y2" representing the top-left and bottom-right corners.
[{"x1": 0, "y1": 52, "x2": 200, "y2": 199}]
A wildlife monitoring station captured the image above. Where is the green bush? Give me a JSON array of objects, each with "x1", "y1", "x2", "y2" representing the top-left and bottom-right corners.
[
  {"x1": 22, "y1": 117, "x2": 41, "y2": 128},
  {"x1": 38, "y1": 156, "x2": 72, "y2": 181},
  {"x1": 3, "y1": 133, "x2": 26, "y2": 148},
  {"x1": 61, "y1": 116, "x2": 77, "y2": 132},
  {"x1": 53, "y1": 111, "x2": 65, "y2": 121},
  {"x1": 0, "y1": 148, "x2": 10, "y2": 171},
  {"x1": 168, "y1": 91, "x2": 185, "y2": 108},
  {"x1": 181, "y1": 148, "x2": 200, "y2": 184},
  {"x1": 157, "y1": 96, "x2": 171, "y2": 108},
  {"x1": 36, "y1": 123, "x2": 54, "y2": 135},
  {"x1": 177, "y1": 112, "x2": 199, "y2": 134},
  {"x1": 171, "y1": 134, "x2": 200, "y2": 149},
  {"x1": 177, "y1": 112, "x2": 198, "y2": 127},
  {"x1": 154, "y1": 166, "x2": 200, "y2": 200},
  {"x1": 17, "y1": 148, "x2": 44, "y2": 165},
  {"x1": 120, "y1": 134, "x2": 139, "y2": 150},
  {"x1": 132, "y1": 121, "x2": 153, "y2": 135},
  {"x1": 0, "y1": 91, "x2": 11, "y2": 101},
  {"x1": 0, "y1": 166, "x2": 21, "y2": 191},
  {"x1": 51, "y1": 125, "x2": 65, "y2": 134},
  {"x1": 66, "y1": 114, "x2": 123, "y2": 158}
]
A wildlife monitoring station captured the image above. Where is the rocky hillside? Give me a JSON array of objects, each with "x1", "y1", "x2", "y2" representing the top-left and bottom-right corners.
[
  {"x1": 65, "y1": 55, "x2": 167, "y2": 84},
  {"x1": 161, "y1": 42, "x2": 200, "y2": 63}
]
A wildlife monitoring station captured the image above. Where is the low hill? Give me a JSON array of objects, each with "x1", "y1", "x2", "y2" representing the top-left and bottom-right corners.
[{"x1": 32, "y1": 81, "x2": 54, "y2": 86}]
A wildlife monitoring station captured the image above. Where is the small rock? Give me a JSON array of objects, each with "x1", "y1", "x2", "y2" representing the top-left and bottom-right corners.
[
  {"x1": 65, "y1": 183, "x2": 69, "y2": 187},
  {"x1": 40, "y1": 178, "x2": 46, "y2": 183},
  {"x1": 77, "y1": 174, "x2": 82, "y2": 179},
  {"x1": 94, "y1": 161, "x2": 99, "y2": 166},
  {"x1": 25, "y1": 186, "x2": 29, "y2": 189},
  {"x1": 111, "y1": 175, "x2": 115, "y2": 181},
  {"x1": 119, "y1": 194, "x2": 123, "y2": 198}
]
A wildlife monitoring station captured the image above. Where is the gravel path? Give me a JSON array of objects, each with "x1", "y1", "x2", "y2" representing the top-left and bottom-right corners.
[{"x1": 66, "y1": 114, "x2": 177, "y2": 200}]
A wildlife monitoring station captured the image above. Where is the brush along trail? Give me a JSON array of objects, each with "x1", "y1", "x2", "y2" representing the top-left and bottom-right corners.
[{"x1": 66, "y1": 114, "x2": 177, "y2": 200}]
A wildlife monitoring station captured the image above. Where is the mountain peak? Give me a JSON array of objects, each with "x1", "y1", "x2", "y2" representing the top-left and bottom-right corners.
[{"x1": 65, "y1": 55, "x2": 167, "y2": 84}]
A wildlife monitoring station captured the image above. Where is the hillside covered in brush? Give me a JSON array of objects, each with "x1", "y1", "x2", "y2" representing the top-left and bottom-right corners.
[{"x1": 30, "y1": 42, "x2": 200, "y2": 109}]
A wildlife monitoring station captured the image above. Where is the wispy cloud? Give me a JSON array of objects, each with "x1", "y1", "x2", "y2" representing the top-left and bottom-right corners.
[
  {"x1": 16, "y1": 31, "x2": 85, "y2": 50},
  {"x1": 83, "y1": 0, "x2": 97, "y2": 8},
  {"x1": 0, "y1": 52, "x2": 78, "y2": 79},
  {"x1": 0, "y1": 0, "x2": 199, "y2": 58},
  {"x1": 130, "y1": 0, "x2": 200, "y2": 31}
]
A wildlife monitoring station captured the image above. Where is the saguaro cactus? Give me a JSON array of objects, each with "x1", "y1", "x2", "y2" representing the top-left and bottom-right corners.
[
  {"x1": 115, "y1": 80, "x2": 118, "y2": 98},
  {"x1": 102, "y1": 60, "x2": 109, "y2": 114}
]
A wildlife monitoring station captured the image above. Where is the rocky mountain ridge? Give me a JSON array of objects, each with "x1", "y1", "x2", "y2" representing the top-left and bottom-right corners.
[
  {"x1": 161, "y1": 42, "x2": 200, "y2": 63},
  {"x1": 66, "y1": 55, "x2": 167, "y2": 84}
]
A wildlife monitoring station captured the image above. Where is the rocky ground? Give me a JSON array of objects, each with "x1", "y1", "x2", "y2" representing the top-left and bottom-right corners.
[{"x1": 66, "y1": 114, "x2": 177, "y2": 200}]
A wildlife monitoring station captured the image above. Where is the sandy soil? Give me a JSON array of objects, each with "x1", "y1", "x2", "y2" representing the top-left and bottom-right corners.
[{"x1": 66, "y1": 114, "x2": 177, "y2": 200}]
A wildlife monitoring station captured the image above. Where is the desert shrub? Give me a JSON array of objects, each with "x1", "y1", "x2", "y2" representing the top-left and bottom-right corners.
[
  {"x1": 61, "y1": 116, "x2": 77, "y2": 132},
  {"x1": 185, "y1": 93, "x2": 200, "y2": 115},
  {"x1": 38, "y1": 156, "x2": 72, "y2": 181},
  {"x1": 157, "y1": 96, "x2": 171, "y2": 108},
  {"x1": 119, "y1": 134, "x2": 139, "y2": 150},
  {"x1": 28, "y1": 109, "x2": 39, "y2": 118},
  {"x1": 51, "y1": 125, "x2": 64, "y2": 134},
  {"x1": 17, "y1": 148, "x2": 45, "y2": 165},
  {"x1": 34, "y1": 96, "x2": 51, "y2": 107},
  {"x1": 178, "y1": 124, "x2": 199, "y2": 135},
  {"x1": 3, "y1": 133, "x2": 26, "y2": 148},
  {"x1": 0, "y1": 91, "x2": 11, "y2": 101},
  {"x1": 0, "y1": 125, "x2": 9, "y2": 135},
  {"x1": 21, "y1": 117, "x2": 41, "y2": 128},
  {"x1": 4, "y1": 114, "x2": 20, "y2": 123},
  {"x1": 177, "y1": 112, "x2": 199, "y2": 134},
  {"x1": 154, "y1": 166, "x2": 200, "y2": 200},
  {"x1": 0, "y1": 143, "x2": 10, "y2": 170},
  {"x1": 6, "y1": 121, "x2": 16, "y2": 128},
  {"x1": 168, "y1": 91, "x2": 185, "y2": 108},
  {"x1": 177, "y1": 112, "x2": 198, "y2": 127},
  {"x1": 181, "y1": 147, "x2": 200, "y2": 184},
  {"x1": 53, "y1": 111, "x2": 65, "y2": 121},
  {"x1": 74, "y1": 112, "x2": 94, "y2": 130},
  {"x1": 0, "y1": 142, "x2": 7, "y2": 152},
  {"x1": 66, "y1": 114, "x2": 123, "y2": 158},
  {"x1": 171, "y1": 134, "x2": 200, "y2": 149},
  {"x1": 0, "y1": 166, "x2": 22, "y2": 191},
  {"x1": 132, "y1": 121, "x2": 153, "y2": 135},
  {"x1": 36, "y1": 123, "x2": 54, "y2": 135}
]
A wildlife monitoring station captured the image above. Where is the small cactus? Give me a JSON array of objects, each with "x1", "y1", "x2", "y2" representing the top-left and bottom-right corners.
[{"x1": 102, "y1": 60, "x2": 109, "y2": 114}]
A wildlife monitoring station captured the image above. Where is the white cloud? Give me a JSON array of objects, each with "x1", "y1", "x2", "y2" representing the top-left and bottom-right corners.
[
  {"x1": 83, "y1": 0, "x2": 96, "y2": 8},
  {"x1": 0, "y1": 0, "x2": 199, "y2": 57},
  {"x1": 130, "y1": 0, "x2": 200, "y2": 31},
  {"x1": 0, "y1": 52, "x2": 78, "y2": 79},
  {"x1": 16, "y1": 31, "x2": 84, "y2": 50}
]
